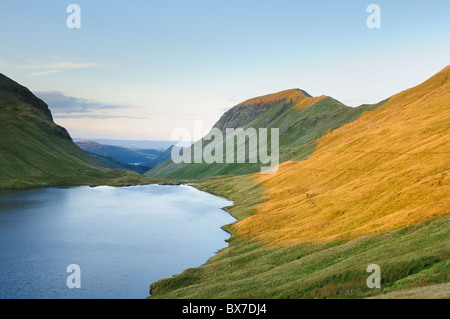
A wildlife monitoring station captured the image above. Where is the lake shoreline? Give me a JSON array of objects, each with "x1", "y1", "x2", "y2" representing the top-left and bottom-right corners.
[
  {"x1": 148, "y1": 176, "x2": 450, "y2": 299},
  {"x1": 0, "y1": 183, "x2": 235, "y2": 299}
]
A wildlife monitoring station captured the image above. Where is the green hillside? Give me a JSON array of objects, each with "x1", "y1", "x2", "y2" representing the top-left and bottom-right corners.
[
  {"x1": 150, "y1": 176, "x2": 450, "y2": 299},
  {"x1": 146, "y1": 89, "x2": 386, "y2": 179},
  {"x1": 0, "y1": 73, "x2": 147, "y2": 188},
  {"x1": 149, "y1": 66, "x2": 450, "y2": 299}
]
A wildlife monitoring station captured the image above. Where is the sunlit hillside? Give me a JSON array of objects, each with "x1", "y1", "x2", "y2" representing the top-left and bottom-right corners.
[
  {"x1": 148, "y1": 89, "x2": 383, "y2": 179},
  {"x1": 237, "y1": 66, "x2": 450, "y2": 246}
]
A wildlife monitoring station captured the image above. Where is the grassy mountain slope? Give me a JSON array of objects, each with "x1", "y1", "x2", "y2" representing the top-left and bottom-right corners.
[
  {"x1": 237, "y1": 66, "x2": 450, "y2": 246},
  {"x1": 147, "y1": 89, "x2": 385, "y2": 179},
  {"x1": 142, "y1": 145, "x2": 174, "y2": 168},
  {"x1": 150, "y1": 66, "x2": 450, "y2": 299},
  {"x1": 0, "y1": 73, "x2": 147, "y2": 188},
  {"x1": 150, "y1": 175, "x2": 449, "y2": 299}
]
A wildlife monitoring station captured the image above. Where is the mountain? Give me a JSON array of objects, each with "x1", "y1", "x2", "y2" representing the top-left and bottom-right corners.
[
  {"x1": 147, "y1": 89, "x2": 386, "y2": 179},
  {"x1": 74, "y1": 138, "x2": 174, "y2": 150},
  {"x1": 85, "y1": 151, "x2": 151, "y2": 174},
  {"x1": 0, "y1": 73, "x2": 137, "y2": 188},
  {"x1": 75, "y1": 140, "x2": 175, "y2": 173},
  {"x1": 141, "y1": 145, "x2": 174, "y2": 168},
  {"x1": 150, "y1": 66, "x2": 450, "y2": 299},
  {"x1": 238, "y1": 65, "x2": 450, "y2": 245},
  {"x1": 75, "y1": 140, "x2": 153, "y2": 164}
]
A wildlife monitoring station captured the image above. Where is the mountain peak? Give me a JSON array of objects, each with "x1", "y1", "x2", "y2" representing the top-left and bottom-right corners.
[
  {"x1": 296, "y1": 88, "x2": 313, "y2": 97},
  {"x1": 236, "y1": 89, "x2": 320, "y2": 106},
  {"x1": 210, "y1": 88, "x2": 331, "y2": 132},
  {"x1": 0, "y1": 73, "x2": 53, "y2": 121}
]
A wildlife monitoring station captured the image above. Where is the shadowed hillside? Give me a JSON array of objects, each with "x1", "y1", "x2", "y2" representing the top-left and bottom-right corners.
[
  {"x1": 75, "y1": 140, "x2": 151, "y2": 164},
  {"x1": 0, "y1": 73, "x2": 143, "y2": 188}
]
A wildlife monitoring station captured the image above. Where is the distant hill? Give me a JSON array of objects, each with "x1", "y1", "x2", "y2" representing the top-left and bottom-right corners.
[
  {"x1": 0, "y1": 73, "x2": 138, "y2": 188},
  {"x1": 74, "y1": 138, "x2": 174, "y2": 150},
  {"x1": 85, "y1": 151, "x2": 151, "y2": 174},
  {"x1": 75, "y1": 140, "x2": 151, "y2": 164},
  {"x1": 140, "y1": 145, "x2": 174, "y2": 168},
  {"x1": 147, "y1": 89, "x2": 386, "y2": 179},
  {"x1": 75, "y1": 140, "x2": 172, "y2": 173}
]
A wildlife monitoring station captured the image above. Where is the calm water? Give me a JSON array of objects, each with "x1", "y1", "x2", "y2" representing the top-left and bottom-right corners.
[{"x1": 0, "y1": 184, "x2": 235, "y2": 299}]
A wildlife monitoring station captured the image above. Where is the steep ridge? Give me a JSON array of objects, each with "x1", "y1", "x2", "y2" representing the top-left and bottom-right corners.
[
  {"x1": 0, "y1": 74, "x2": 54, "y2": 122},
  {"x1": 0, "y1": 73, "x2": 132, "y2": 188},
  {"x1": 214, "y1": 89, "x2": 326, "y2": 130},
  {"x1": 237, "y1": 66, "x2": 450, "y2": 246},
  {"x1": 147, "y1": 89, "x2": 384, "y2": 179},
  {"x1": 149, "y1": 67, "x2": 450, "y2": 299}
]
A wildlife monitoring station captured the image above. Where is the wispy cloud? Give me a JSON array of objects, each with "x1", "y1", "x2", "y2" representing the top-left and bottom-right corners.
[
  {"x1": 35, "y1": 91, "x2": 123, "y2": 113},
  {"x1": 0, "y1": 59, "x2": 114, "y2": 76},
  {"x1": 29, "y1": 70, "x2": 64, "y2": 77},
  {"x1": 35, "y1": 91, "x2": 147, "y2": 119},
  {"x1": 0, "y1": 59, "x2": 11, "y2": 68}
]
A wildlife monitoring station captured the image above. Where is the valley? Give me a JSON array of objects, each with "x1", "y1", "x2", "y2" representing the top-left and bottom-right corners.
[
  {"x1": 1, "y1": 67, "x2": 449, "y2": 299},
  {"x1": 149, "y1": 66, "x2": 450, "y2": 298}
]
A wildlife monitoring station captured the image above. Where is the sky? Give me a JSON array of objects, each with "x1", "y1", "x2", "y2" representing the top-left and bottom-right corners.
[{"x1": 1, "y1": 0, "x2": 449, "y2": 140}]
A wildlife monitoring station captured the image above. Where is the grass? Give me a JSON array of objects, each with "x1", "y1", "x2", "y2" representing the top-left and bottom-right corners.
[
  {"x1": 2, "y1": 69, "x2": 449, "y2": 299},
  {"x1": 236, "y1": 65, "x2": 450, "y2": 245},
  {"x1": 0, "y1": 74, "x2": 159, "y2": 189},
  {"x1": 147, "y1": 90, "x2": 385, "y2": 179},
  {"x1": 367, "y1": 283, "x2": 450, "y2": 299},
  {"x1": 150, "y1": 176, "x2": 450, "y2": 299},
  {"x1": 149, "y1": 66, "x2": 450, "y2": 299}
]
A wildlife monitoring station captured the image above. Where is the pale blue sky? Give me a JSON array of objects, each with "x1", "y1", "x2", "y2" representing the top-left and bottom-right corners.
[{"x1": 1, "y1": 1, "x2": 449, "y2": 140}]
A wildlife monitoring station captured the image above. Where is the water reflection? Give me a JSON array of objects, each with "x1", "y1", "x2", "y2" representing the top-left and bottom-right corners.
[{"x1": 0, "y1": 185, "x2": 234, "y2": 299}]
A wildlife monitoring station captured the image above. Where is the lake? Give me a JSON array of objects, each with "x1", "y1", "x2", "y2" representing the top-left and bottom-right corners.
[{"x1": 0, "y1": 184, "x2": 235, "y2": 299}]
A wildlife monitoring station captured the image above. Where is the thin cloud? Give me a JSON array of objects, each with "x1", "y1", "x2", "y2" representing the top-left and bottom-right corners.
[
  {"x1": 0, "y1": 59, "x2": 11, "y2": 68},
  {"x1": 35, "y1": 91, "x2": 147, "y2": 119},
  {"x1": 19, "y1": 61, "x2": 100, "y2": 70},
  {"x1": 35, "y1": 91, "x2": 125, "y2": 113},
  {"x1": 0, "y1": 59, "x2": 114, "y2": 76},
  {"x1": 29, "y1": 70, "x2": 64, "y2": 77}
]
